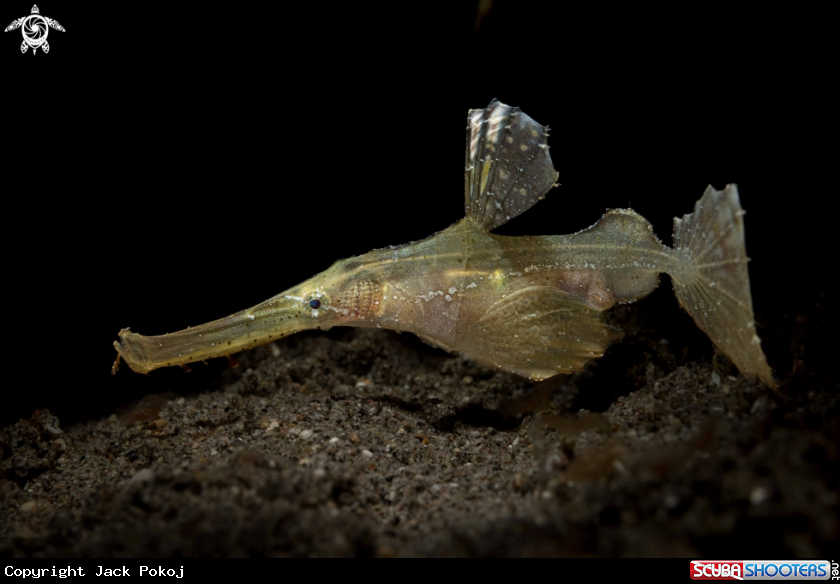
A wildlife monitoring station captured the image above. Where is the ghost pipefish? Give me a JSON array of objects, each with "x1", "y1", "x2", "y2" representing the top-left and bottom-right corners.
[{"x1": 113, "y1": 99, "x2": 776, "y2": 389}]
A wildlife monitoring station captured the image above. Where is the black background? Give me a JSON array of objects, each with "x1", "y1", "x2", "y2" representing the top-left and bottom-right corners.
[{"x1": 2, "y1": 2, "x2": 833, "y2": 426}]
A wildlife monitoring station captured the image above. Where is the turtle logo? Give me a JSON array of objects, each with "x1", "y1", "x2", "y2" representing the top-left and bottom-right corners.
[{"x1": 4, "y1": 5, "x2": 65, "y2": 55}]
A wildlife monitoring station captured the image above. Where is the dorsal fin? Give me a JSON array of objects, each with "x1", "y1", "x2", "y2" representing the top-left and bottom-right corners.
[{"x1": 464, "y1": 99, "x2": 559, "y2": 231}]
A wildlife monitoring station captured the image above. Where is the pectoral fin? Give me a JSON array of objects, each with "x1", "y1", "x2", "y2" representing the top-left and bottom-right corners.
[
  {"x1": 457, "y1": 286, "x2": 621, "y2": 380},
  {"x1": 5, "y1": 18, "x2": 22, "y2": 32},
  {"x1": 464, "y1": 100, "x2": 559, "y2": 231},
  {"x1": 46, "y1": 18, "x2": 65, "y2": 32}
]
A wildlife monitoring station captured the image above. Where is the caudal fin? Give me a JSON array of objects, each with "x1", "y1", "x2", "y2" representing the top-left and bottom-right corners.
[{"x1": 671, "y1": 184, "x2": 776, "y2": 388}]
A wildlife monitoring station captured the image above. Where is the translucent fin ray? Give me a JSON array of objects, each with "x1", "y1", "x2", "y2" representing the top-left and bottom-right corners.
[
  {"x1": 456, "y1": 286, "x2": 621, "y2": 380},
  {"x1": 672, "y1": 184, "x2": 776, "y2": 388}
]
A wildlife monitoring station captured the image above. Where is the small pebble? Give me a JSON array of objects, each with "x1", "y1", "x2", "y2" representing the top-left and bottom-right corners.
[
  {"x1": 128, "y1": 468, "x2": 155, "y2": 487},
  {"x1": 751, "y1": 395, "x2": 770, "y2": 415},
  {"x1": 750, "y1": 486, "x2": 770, "y2": 505}
]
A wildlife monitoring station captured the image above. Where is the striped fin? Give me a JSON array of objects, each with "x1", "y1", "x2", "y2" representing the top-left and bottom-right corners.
[{"x1": 464, "y1": 99, "x2": 559, "y2": 231}]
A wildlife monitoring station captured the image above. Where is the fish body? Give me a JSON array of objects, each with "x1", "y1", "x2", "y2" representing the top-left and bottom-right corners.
[{"x1": 114, "y1": 100, "x2": 775, "y2": 388}]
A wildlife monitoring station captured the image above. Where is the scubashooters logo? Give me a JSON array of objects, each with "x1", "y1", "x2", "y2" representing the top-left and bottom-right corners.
[
  {"x1": 4, "y1": 5, "x2": 65, "y2": 54},
  {"x1": 691, "y1": 560, "x2": 833, "y2": 580}
]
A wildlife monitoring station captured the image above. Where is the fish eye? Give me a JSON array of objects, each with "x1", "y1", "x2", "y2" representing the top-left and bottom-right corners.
[{"x1": 309, "y1": 299, "x2": 321, "y2": 309}]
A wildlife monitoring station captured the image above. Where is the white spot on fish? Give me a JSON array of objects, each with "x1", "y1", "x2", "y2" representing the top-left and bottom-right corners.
[
  {"x1": 486, "y1": 104, "x2": 510, "y2": 144},
  {"x1": 468, "y1": 110, "x2": 483, "y2": 162}
]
